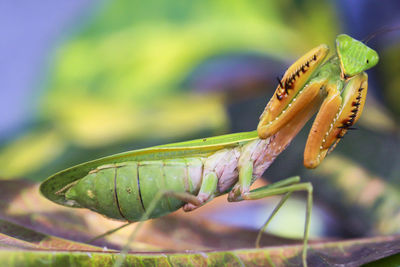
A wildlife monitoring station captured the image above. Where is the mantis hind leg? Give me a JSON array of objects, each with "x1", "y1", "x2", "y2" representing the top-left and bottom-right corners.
[
  {"x1": 229, "y1": 176, "x2": 313, "y2": 267},
  {"x1": 103, "y1": 190, "x2": 200, "y2": 267},
  {"x1": 88, "y1": 190, "x2": 200, "y2": 267}
]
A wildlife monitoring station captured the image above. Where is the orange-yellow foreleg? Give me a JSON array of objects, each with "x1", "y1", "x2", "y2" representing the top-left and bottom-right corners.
[
  {"x1": 304, "y1": 73, "x2": 368, "y2": 168},
  {"x1": 258, "y1": 44, "x2": 329, "y2": 138}
]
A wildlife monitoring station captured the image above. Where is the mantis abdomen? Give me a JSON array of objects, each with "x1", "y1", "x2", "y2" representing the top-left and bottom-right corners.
[{"x1": 65, "y1": 158, "x2": 206, "y2": 221}]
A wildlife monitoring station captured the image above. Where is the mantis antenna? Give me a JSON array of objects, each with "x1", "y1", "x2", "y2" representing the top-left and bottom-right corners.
[{"x1": 363, "y1": 25, "x2": 400, "y2": 44}]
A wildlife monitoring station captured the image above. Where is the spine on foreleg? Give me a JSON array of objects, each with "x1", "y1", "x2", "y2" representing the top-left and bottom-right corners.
[{"x1": 65, "y1": 159, "x2": 203, "y2": 221}]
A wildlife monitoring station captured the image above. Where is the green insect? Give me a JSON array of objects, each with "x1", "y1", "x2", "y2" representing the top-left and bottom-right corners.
[{"x1": 40, "y1": 34, "x2": 379, "y2": 266}]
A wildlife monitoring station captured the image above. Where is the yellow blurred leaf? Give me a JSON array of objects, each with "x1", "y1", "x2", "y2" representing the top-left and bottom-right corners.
[
  {"x1": 0, "y1": 131, "x2": 65, "y2": 178},
  {"x1": 46, "y1": 93, "x2": 227, "y2": 147}
]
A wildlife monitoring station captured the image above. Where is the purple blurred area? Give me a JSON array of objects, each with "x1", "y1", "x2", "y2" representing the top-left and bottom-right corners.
[
  {"x1": 0, "y1": 0, "x2": 94, "y2": 140},
  {"x1": 183, "y1": 53, "x2": 285, "y2": 95}
]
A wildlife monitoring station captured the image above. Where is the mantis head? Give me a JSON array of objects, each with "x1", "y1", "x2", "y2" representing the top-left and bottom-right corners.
[{"x1": 336, "y1": 34, "x2": 379, "y2": 78}]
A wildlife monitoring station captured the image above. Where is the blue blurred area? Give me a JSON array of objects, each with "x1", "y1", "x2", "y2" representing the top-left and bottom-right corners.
[
  {"x1": 339, "y1": 0, "x2": 400, "y2": 39},
  {"x1": 0, "y1": 0, "x2": 94, "y2": 140}
]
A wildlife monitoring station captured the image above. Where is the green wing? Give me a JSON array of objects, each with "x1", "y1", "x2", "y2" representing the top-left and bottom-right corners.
[{"x1": 40, "y1": 130, "x2": 258, "y2": 207}]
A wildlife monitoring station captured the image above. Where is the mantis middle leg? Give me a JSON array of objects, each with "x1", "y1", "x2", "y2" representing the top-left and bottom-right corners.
[{"x1": 228, "y1": 173, "x2": 313, "y2": 267}]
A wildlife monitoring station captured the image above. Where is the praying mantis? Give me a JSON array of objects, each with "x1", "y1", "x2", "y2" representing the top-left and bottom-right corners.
[{"x1": 40, "y1": 34, "x2": 379, "y2": 266}]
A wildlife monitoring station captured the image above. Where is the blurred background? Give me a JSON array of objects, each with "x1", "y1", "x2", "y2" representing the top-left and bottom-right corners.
[{"x1": 1, "y1": 0, "x2": 399, "y2": 242}]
